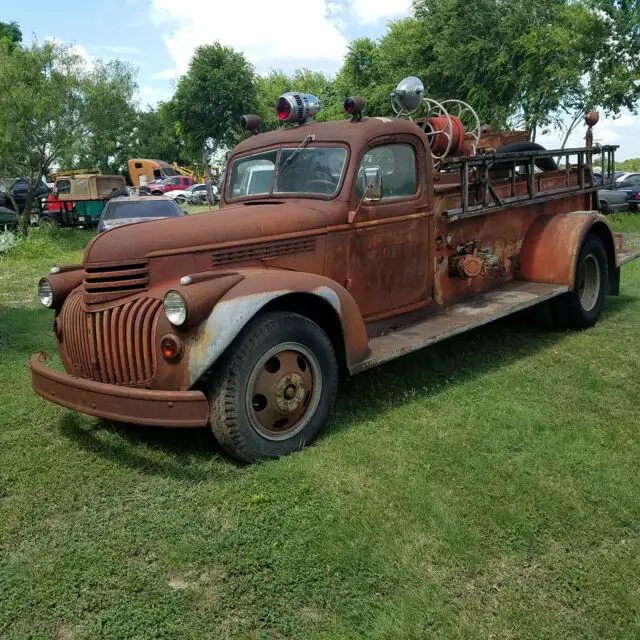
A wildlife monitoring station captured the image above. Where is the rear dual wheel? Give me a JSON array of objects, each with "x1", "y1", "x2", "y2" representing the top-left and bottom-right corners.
[
  {"x1": 208, "y1": 312, "x2": 338, "y2": 462},
  {"x1": 550, "y1": 233, "x2": 608, "y2": 329}
]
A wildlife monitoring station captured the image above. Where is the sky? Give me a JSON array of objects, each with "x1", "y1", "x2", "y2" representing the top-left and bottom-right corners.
[{"x1": 5, "y1": 0, "x2": 639, "y2": 160}]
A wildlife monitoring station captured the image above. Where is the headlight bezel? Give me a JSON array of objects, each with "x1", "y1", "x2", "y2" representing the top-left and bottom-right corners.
[
  {"x1": 38, "y1": 278, "x2": 54, "y2": 308},
  {"x1": 163, "y1": 290, "x2": 188, "y2": 326}
]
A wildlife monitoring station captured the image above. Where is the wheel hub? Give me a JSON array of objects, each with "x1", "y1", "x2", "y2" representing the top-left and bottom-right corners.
[
  {"x1": 246, "y1": 344, "x2": 321, "y2": 440},
  {"x1": 275, "y1": 373, "x2": 306, "y2": 413}
]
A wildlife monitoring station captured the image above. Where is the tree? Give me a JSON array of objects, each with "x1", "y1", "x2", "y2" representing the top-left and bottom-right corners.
[
  {"x1": 169, "y1": 43, "x2": 257, "y2": 159},
  {"x1": 131, "y1": 104, "x2": 186, "y2": 166},
  {"x1": 256, "y1": 68, "x2": 337, "y2": 130},
  {"x1": 0, "y1": 21, "x2": 21, "y2": 48},
  {"x1": 0, "y1": 40, "x2": 84, "y2": 233},
  {"x1": 69, "y1": 59, "x2": 138, "y2": 173}
]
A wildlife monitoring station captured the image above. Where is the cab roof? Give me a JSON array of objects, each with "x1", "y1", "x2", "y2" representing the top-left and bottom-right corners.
[{"x1": 232, "y1": 116, "x2": 426, "y2": 156}]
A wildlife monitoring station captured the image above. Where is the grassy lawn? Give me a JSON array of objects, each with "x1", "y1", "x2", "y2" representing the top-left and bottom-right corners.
[{"x1": 1, "y1": 219, "x2": 640, "y2": 639}]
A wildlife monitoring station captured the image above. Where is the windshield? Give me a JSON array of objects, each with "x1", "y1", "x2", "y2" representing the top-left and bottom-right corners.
[
  {"x1": 103, "y1": 200, "x2": 183, "y2": 221},
  {"x1": 228, "y1": 146, "x2": 347, "y2": 199},
  {"x1": 163, "y1": 167, "x2": 178, "y2": 177}
]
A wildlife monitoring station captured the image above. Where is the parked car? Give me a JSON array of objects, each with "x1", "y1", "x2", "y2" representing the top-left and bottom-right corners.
[
  {"x1": 0, "y1": 206, "x2": 19, "y2": 229},
  {"x1": 0, "y1": 178, "x2": 50, "y2": 217},
  {"x1": 165, "y1": 183, "x2": 215, "y2": 205},
  {"x1": 615, "y1": 172, "x2": 640, "y2": 188},
  {"x1": 597, "y1": 188, "x2": 628, "y2": 214},
  {"x1": 623, "y1": 186, "x2": 640, "y2": 212},
  {"x1": 97, "y1": 196, "x2": 185, "y2": 233},
  {"x1": 148, "y1": 176, "x2": 195, "y2": 196}
]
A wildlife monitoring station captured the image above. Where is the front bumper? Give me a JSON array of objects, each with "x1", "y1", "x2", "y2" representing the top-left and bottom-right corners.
[{"x1": 30, "y1": 354, "x2": 209, "y2": 427}]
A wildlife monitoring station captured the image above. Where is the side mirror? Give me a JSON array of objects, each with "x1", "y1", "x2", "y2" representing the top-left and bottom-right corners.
[{"x1": 362, "y1": 165, "x2": 383, "y2": 202}]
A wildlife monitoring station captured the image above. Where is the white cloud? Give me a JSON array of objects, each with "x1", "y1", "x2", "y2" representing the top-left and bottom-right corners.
[
  {"x1": 348, "y1": 0, "x2": 412, "y2": 24},
  {"x1": 149, "y1": 0, "x2": 349, "y2": 75},
  {"x1": 94, "y1": 44, "x2": 141, "y2": 54},
  {"x1": 136, "y1": 83, "x2": 173, "y2": 107},
  {"x1": 151, "y1": 68, "x2": 181, "y2": 80},
  {"x1": 538, "y1": 110, "x2": 640, "y2": 161},
  {"x1": 44, "y1": 36, "x2": 95, "y2": 70}
]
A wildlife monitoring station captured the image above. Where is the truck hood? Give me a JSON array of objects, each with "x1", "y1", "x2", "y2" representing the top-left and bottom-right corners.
[{"x1": 84, "y1": 201, "x2": 328, "y2": 265}]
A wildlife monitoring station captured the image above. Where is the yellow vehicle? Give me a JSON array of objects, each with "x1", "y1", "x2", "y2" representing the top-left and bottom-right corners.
[{"x1": 127, "y1": 159, "x2": 180, "y2": 188}]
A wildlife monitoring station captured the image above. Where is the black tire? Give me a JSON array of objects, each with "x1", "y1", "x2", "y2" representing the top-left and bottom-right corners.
[
  {"x1": 494, "y1": 142, "x2": 559, "y2": 172},
  {"x1": 175, "y1": 195, "x2": 187, "y2": 204},
  {"x1": 38, "y1": 214, "x2": 57, "y2": 230},
  {"x1": 208, "y1": 312, "x2": 338, "y2": 462},
  {"x1": 109, "y1": 189, "x2": 129, "y2": 199},
  {"x1": 550, "y1": 233, "x2": 608, "y2": 330},
  {"x1": 151, "y1": 191, "x2": 163, "y2": 196},
  {"x1": 599, "y1": 200, "x2": 612, "y2": 215}
]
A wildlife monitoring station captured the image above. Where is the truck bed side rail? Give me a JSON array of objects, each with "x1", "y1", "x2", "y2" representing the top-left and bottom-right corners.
[{"x1": 440, "y1": 144, "x2": 618, "y2": 222}]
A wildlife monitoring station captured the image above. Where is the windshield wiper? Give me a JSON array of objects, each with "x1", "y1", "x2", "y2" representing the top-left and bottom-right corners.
[{"x1": 279, "y1": 134, "x2": 316, "y2": 173}]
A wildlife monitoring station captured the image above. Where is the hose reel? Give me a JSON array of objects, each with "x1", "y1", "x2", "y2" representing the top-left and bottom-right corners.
[{"x1": 390, "y1": 76, "x2": 482, "y2": 166}]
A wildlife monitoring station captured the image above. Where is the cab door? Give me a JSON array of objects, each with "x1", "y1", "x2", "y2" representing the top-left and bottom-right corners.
[{"x1": 347, "y1": 135, "x2": 432, "y2": 319}]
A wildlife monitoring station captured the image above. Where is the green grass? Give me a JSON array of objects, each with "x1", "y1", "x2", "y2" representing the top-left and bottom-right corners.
[
  {"x1": 182, "y1": 203, "x2": 217, "y2": 215},
  {"x1": 1, "y1": 224, "x2": 640, "y2": 639}
]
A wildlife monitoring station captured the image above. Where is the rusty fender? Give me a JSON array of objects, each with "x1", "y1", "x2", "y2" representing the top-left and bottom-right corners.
[
  {"x1": 519, "y1": 212, "x2": 616, "y2": 288},
  {"x1": 185, "y1": 270, "x2": 370, "y2": 386}
]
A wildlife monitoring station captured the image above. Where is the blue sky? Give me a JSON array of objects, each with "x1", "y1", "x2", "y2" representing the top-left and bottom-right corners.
[{"x1": 6, "y1": 0, "x2": 639, "y2": 159}]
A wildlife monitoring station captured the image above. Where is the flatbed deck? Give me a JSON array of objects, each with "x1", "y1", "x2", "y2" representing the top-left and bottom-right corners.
[{"x1": 353, "y1": 281, "x2": 570, "y2": 373}]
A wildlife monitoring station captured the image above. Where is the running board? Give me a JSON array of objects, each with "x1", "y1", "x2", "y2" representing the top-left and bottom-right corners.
[
  {"x1": 352, "y1": 281, "x2": 569, "y2": 374},
  {"x1": 617, "y1": 250, "x2": 640, "y2": 267}
]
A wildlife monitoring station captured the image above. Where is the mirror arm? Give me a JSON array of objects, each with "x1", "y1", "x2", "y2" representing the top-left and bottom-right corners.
[{"x1": 349, "y1": 183, "x2": 374, "y2": 224}]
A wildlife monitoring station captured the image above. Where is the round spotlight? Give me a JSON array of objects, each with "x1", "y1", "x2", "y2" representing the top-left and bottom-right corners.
[
  {"x1": 344, "y1": 96, "x2": 365, "y2": 120},
  {"x1": 393, "y1": 76, "x2": 425, "y2": 112}
]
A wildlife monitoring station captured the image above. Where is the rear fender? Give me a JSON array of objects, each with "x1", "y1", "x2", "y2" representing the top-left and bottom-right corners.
[
  {"x1": 519, "y1": 212, "x2": 616, "y2": 289},
  {"x1": 186, "y1": 270, "x2": 369, "y2": 386}
]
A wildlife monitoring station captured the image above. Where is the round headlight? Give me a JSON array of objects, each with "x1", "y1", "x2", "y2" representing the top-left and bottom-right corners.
[
  {"x1": 38, "y1": 278, "x2": 54, "y2": 308},
  {"x1": 163, "y1": 290, "x2": 187, "y2": 326}
]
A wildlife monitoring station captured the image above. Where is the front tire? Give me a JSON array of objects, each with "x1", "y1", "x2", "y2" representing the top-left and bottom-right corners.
[
  {"x1": 208, "y1": 312, "x2": 338, "y2": 462},
  {"x1": 551, "y1": 233, "x2": 608, "y2": 329}
]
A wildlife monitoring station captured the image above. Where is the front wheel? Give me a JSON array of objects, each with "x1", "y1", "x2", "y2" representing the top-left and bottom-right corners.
[
  {"x1": 551, "y1": 233, "x2": 608, "y2": 329},
  {"x1": 208, "y1": 312, "x2": 338, "y2": 462}
]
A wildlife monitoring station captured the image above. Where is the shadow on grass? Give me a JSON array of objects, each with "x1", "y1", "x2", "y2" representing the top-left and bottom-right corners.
[
  {"x1": 58, "y1": 414, "x2": 240, "y2": 482},
  {"x1": 45, "y1": 293, "x2": 635, "y2": 476}
]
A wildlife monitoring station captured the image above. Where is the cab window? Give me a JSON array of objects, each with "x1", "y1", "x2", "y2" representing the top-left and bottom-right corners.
[
  {"x1": 56, "y1": 180, "x2": 71, "y2": 195},
  {"x1": 356, "y1": 144, "x2": 417, "y2": 200}
]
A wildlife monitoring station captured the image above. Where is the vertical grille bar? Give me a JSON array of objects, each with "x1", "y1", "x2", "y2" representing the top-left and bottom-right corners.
[
  {"x1": 60, "y1": 292, "x2": 160, "y2": 386},
  {"x1": 110, "y1": 306, "x2": 123, "y2": 384},
  {"x1": 102, "y1": 308, "x2": 115, "y2": 384}
]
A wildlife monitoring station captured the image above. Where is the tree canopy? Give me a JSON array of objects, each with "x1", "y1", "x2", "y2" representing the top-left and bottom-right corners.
[
  {"x1": 168, "y1": 43, "x2": 257, "y2": 159},
  {"x1": 1, "y1": 1, "x2": 640, "y2": 231}
]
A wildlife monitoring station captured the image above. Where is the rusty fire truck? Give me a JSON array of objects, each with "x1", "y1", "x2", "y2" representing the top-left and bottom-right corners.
[{"x1": 31, "y1": 77, "x2": 640, "y2": 461}]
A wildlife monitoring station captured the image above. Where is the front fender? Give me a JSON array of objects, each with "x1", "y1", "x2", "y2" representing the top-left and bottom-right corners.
[
  {"x1": 519, "y1": 212, "x2": 615, "y2": 288},
  {"x1": 186, "y1": 270, "x2": 369, "y2": 386}
]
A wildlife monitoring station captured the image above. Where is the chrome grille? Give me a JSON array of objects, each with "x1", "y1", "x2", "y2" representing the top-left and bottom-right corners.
[
  {"x1": 83, "y1": 262, "x2": 149, "y2": 305},
  {"x1": 60, "y1": 289, "x2": 161, "y2": 386}
]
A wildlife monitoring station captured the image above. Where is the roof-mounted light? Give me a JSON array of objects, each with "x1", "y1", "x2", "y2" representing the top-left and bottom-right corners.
[
  {"x1": 344, "y1": 96, "x2": 365, "y2": 121},
  {"x1": 240, "y1": 113, "x2": 262, "y2": 135},
  {"x1": 275, "y1": 92, "x2": 320, "y2": 125},
  {"x1": 390, "y1": 76, "x2": 425, "y2": 115}
]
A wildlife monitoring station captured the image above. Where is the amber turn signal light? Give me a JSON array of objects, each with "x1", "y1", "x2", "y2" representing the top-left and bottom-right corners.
[{"x1": 160, "y1": 334, "x2": 183, "y2": 362}]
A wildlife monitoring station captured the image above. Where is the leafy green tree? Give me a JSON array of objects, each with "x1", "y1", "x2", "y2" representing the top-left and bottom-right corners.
[
  {"x1": 0, "y1": 21, "x2": 21, "y2": 48},
  {"x1": 0, "y1": 40, "x2": 84, "y2": 233},
  {"x1": 131, "y1": 104, "x2": 187, "y2": 166},
  {"x1": 60, "y1": 59, "x2": 138, "y2": 173},
  {"x1": 255, "y1": 68, "x2": 337, "y2": 130},
  {"x1": 169, "y1": 43, "x2": 257, "y2": 158}
]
